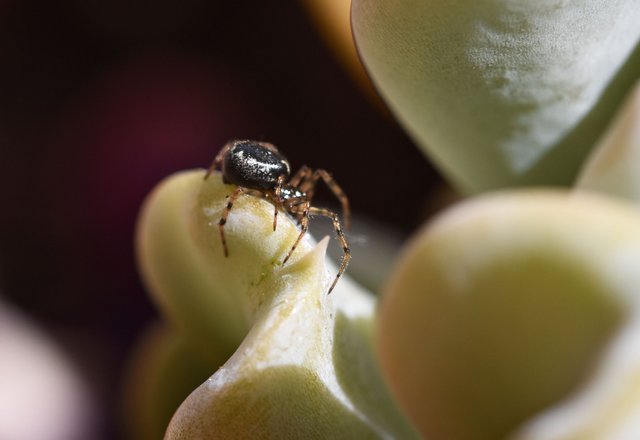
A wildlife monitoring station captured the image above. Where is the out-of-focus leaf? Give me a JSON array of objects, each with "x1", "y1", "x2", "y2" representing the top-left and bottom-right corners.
[
  {"x1": 122, "y1": 323, "x2": 216, "y2": 440},
  {"x1": 377, "y1": 190, "x2": 640, "y2": 439}
]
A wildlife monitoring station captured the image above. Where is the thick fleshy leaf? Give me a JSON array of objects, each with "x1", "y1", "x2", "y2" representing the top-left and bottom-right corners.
[
  {"x1": 136, "y1": 171, "x2": 307, "y2": 359},
  {"x1": 352, "y1": 0, "x2": 640, "y2": 192},
  {"x1": 136, "y1": 171, "x2": 418, "y2": 439},
  {"x1": 377, "y1": 190, "x2": 640, "y2": 439},
  {"x1": 510, "y1": 83, "x2": 640, "y2": 440}
]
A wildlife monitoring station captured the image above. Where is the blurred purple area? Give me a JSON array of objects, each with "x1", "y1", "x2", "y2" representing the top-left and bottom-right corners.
[{"x1": 0, "y1": 1, "x2": 440, "y2": 438}]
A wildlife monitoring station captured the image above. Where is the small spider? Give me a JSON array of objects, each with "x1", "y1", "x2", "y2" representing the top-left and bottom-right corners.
[{"x1": 204, "y1": 139, "x2": 351, "y2": 294}]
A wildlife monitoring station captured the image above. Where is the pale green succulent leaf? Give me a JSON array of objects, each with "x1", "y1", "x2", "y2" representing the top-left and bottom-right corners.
[
  {"x1": 136, "y1": 170, "x2": 316, "y2": 359},
  {"x1": 352, "y1": 0, "x2": 640, "y2": 192},
  {"x1": 136, "y1": 170, "x2": 418, "y2": 439},
  {"x1": 377, "y1": 190, "x2": 640, "y2": 439}
]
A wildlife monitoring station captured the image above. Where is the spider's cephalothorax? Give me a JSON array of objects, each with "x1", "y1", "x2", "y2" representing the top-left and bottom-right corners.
[{"x1": 204, "y1": 139, "x2": 351, "y2": 294}]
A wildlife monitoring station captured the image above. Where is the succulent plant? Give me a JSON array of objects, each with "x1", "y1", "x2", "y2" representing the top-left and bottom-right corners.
[{"x1": 132, "y1": 2, "x2": 640, "y2": 439}]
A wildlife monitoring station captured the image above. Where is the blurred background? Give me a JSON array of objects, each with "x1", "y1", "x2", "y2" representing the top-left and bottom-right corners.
[{"x1": 0, "y1": 1, "x2": 442, "y2": 438}]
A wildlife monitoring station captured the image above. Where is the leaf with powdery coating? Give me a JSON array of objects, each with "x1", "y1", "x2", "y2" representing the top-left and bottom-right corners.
[{"x1": 352, "y1": 0, "x2": 640, "y2": 192}]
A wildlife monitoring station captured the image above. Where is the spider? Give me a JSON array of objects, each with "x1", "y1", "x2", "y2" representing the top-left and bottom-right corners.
[{"x1": 204, "y1": 139, "x2": 351, "y2": 294}]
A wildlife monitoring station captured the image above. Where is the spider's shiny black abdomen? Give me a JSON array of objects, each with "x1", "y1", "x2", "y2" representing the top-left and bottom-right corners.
[{"x1": 222, "y1": 140, "x2": 291, "y2": 190}]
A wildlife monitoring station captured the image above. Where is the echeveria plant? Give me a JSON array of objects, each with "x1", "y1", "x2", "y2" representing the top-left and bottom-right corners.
[{"x1": 132, "y1": 2, "x2": 640, "y2": 439}]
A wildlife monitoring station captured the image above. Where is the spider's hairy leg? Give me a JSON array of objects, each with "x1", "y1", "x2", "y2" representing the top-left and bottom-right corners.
[
  {"x1": 308, "y1": 206, "x2": 351, "y2": 294},
  {"x1": 205, "y1": 141, "x2": 234, "y2": 180},
  {"x1": 272, "y1": 174, "x2": 286, "y2": 231},
  {"x1": 299, "y1": 169, "x2": 351, "y2": 230},
  {"x1": 282, "y1": 200, "x2": 311, "y2": 266},
  {"x1": 218, "y1": 186, "x2": 244, "y2": 257},
  {"x1": 316, "y1": 170, "x2": 351, "y2": 230},
  {"x1": 289, "y1": 165, "x2": 313, "y2": 188}
]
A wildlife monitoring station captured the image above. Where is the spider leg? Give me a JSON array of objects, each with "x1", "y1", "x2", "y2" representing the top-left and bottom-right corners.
[
  {"x1": 308, "y1": 206, "x2": 351, "y2": 294},
  {"x1": 289, "y1": 165, "x2": 313, "y2": 188},
  {"x1": 282, "y1": 200, "x2": 310, "y2": 266},
  {"x1": 272, "y1": 175, "x2": 286, "y2": 231},
  {"x1": 280, "y1": 196, "x2": 307, "y2": 227},
  {"x1": 218, "y1": 186, "x2": 244, "y2": 257},
  {"x1": 205, "y1": 140, "x2": 234, "y2": 180},
  {"x1": 299, "y1": 169, "x2": 351, "y2": 230}
]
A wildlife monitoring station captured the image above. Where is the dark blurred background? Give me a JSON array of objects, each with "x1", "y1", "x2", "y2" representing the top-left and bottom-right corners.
[{"x1": 0, "y1": 1, "x2": 440, "y2": 437}]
